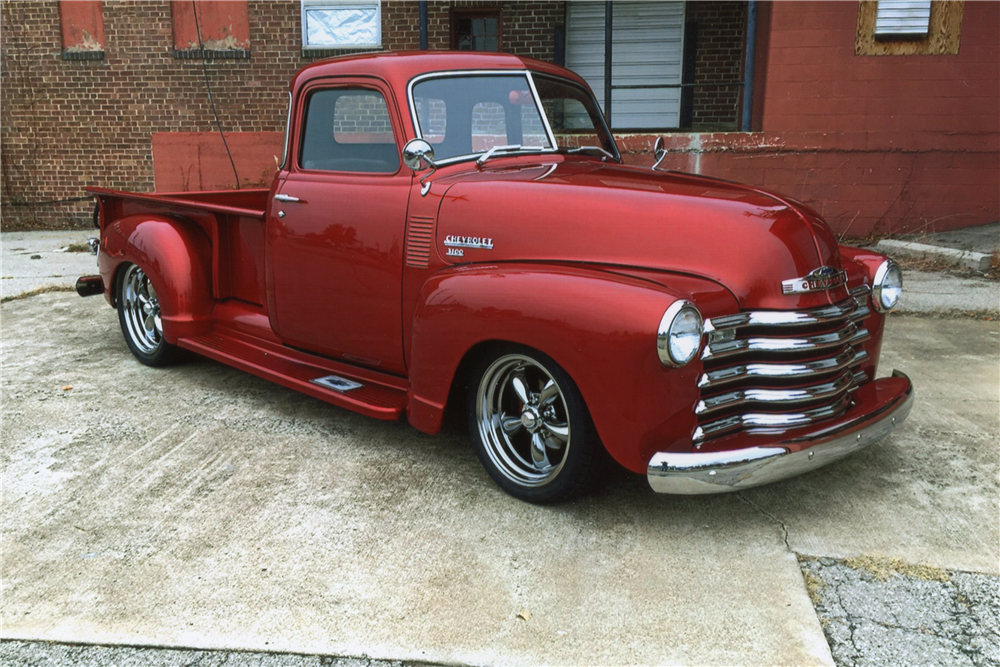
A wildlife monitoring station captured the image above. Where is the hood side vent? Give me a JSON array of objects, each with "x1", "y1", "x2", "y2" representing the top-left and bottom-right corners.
[{"x1": 405, "y1": 215, "x2": 435, "y2": 268}]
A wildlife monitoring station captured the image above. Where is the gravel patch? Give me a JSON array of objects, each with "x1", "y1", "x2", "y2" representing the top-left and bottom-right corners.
[
  {"x1": 802, "y1": 558, "x2": 1000, "y2": 667},
  {"x1": 0, "y1": 640, "x2": 439, "y2": 667}
]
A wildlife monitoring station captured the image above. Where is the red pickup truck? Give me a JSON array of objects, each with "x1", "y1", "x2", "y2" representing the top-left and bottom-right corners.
[{"x1": 79, "y1": 51, "x2": 913, "y2": 503}]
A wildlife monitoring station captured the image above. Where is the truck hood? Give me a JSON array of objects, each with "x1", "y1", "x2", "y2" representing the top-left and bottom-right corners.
[{"x1": 434, "y1": 158, "x2": 847, "y2": 310}]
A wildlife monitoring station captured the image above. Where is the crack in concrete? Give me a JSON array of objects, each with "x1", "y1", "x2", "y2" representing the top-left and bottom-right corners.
[{"x1": 737, "y1": 492, "x2": 792, "y2": 552}]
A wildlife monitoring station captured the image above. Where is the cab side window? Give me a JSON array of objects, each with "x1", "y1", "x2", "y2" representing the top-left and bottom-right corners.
[{"x1": 299, "y1": 88, "x2": 399, "y2": 173}]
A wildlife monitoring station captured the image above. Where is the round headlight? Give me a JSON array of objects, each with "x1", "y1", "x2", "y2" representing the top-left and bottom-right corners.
[
  {"x1": 657, "y1": 300, "x2": 703, "y2": 367},
  {"x1": 872, "y1": 260, "x2": 903, "y2": 312}
]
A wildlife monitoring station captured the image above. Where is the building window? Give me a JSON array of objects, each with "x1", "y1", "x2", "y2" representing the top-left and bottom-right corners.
[
  {"x1": 452, "y1": 10, "x2": 502, "y2": 51},
  {"x1": 875, "y1": 0, "x2": 931, "y2": 39},
  {"x1": 565, "y1": 1, "x2": 686, "y2": 130},
  {"x1": 301, "y1": 1, "x2": 381, "y2": 50}
]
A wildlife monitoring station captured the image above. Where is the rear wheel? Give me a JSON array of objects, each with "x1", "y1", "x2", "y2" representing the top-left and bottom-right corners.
[
  {"x1": 117, "y1": 263, "x2": 178, "y2": 366},
  {"x1": 468, "y1": 346, "x2": 600, "y2": 503}
]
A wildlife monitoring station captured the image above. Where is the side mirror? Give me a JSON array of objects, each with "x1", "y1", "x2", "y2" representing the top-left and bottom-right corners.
[
  {"x1": 403, "y1": 138, "x2": 437, "y2": 171},
  {"x1": 652, "y1": 136, "x2": 667, "y2": 171}
]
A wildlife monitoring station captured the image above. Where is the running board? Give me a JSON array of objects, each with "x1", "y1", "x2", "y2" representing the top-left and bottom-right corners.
[{"x1": 177, "y1": 331, "x2": 407, "y2": 420}]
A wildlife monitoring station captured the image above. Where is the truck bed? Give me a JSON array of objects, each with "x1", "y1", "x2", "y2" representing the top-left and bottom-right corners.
[{"x1": 89, "y1": 186, "x2": 271, "y2": 306}]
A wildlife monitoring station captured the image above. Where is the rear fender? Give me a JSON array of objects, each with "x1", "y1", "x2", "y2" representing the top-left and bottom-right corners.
[
  {"x1": 406, "y1": 263, "x2": 729, "y2": 474},
  {"x1": 99, "y1": 214, "x2": 213, "y2": 342}
]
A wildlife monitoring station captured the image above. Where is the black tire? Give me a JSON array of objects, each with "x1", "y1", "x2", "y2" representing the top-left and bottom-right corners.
[
  {"x1": 467, "y1": 344, "x2": 601, "y2": 503},
  {"x1": 116, "y1": 262, "x2": 179, "y2": 366}
]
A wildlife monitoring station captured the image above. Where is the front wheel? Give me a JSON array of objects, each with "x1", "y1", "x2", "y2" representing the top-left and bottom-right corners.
[
  {"x1": 117, "y1": 263, "x2": 178, "y2": 366},
  {"x1": 468, "y1": 346, "x2": 601, "y2": 503}
]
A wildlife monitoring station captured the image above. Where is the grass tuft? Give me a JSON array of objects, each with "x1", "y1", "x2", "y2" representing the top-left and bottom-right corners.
[
  {"x1": 843, "y1": 554, "x2": 951, "y2": 582},
  {"x1": 0, "y1": 285, "x2": 75, "y2": 304}
]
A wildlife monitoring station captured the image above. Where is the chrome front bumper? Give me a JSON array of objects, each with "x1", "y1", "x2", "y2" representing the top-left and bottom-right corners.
[{"x1": 647, "y1": 371, "x2": 914, "y2": 494}]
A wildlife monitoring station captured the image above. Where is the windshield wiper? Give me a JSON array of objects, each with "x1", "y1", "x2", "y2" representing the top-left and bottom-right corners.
[
  {"x1": 556, "y1": 145, "x2": 618, "y2": 161},
  {"x1": 476, "y1": 144, "x2": 547, "y2": 166}
]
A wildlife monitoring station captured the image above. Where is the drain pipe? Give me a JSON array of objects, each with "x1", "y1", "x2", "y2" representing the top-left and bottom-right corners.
[
  {"x1": 419, "y1": 0, "x2": 428, "y2": 50},
  {"x1": 741, "y1": 0, "x2": 758, "y2": 131},
  {"x1": 604, "y1": 1, "x2": 613, "y2": 126}
]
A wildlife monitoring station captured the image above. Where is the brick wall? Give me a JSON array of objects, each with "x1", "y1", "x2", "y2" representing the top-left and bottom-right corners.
[
  {"x1": 3, "y1": 1, "x2": 995, "y2": 236},
  {"x1": 0, "y1": 0, "x2": 562, "y2": 230},
  {"x1": 685, "y1": 1, "x2": 746, "y2": 131}
]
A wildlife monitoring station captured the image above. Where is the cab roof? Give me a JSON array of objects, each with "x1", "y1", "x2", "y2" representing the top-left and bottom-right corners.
[{"x1": 289, "y1": 50, "x2": 590, "y2": 93}]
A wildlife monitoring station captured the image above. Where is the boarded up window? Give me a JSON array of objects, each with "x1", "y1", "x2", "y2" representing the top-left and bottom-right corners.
[
  {"x1": 170, "y1": 0, "x2": 250, "y2": 55},
  {"x1": 59, "y1": 0, "x2": 105, "y2": 59},
  {"x1": 857, "y1": 0, "x2": 963, "y2": 55}
]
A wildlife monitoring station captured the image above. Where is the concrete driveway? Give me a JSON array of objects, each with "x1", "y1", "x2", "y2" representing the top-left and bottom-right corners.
[{"x1": 2, "y1": 283, "x2": 997, "y2": 665}]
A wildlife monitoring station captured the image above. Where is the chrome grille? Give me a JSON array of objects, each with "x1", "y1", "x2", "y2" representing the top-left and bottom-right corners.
[{"x1": 694, "y1": 287, "x2": 872, "y2": 446}]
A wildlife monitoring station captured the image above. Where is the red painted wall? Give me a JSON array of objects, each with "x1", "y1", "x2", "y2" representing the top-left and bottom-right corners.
[{"x1": 644, "y1": 1, "x2": 999, "y2": 236}]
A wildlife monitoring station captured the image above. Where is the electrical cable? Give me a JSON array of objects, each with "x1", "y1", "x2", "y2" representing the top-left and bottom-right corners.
[{"x1": 191, "y1": 0, "x2": 241, "y2": 189}]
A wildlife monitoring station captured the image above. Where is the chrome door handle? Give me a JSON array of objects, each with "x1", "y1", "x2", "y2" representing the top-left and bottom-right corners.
[{"x1": 274, "y1": 194, "x2": 301, "y2": 203}]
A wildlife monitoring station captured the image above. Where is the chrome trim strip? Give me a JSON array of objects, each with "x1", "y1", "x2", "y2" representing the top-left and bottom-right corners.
[
  {"x1": 648, "y1": 373, "x2": 914, "y2": 494},
  {"x1": 693, "y1": 394, "x2": 854, "y2": 444},
  {"x1": 695, "y1": 369, "x2": 855, "y2": 416},
  {"x1": 704, "y1": 291, "x2": 874, "y2": 333},
  {"x1": 280, "y1": 91, "x2": 292, "y2": 170},
  {"x1": 697, "y1": 348, "x2": 868, "y2": 390},
  {"x1": 849, "y1": 370, "x2": 868, "y2": 388},
  {"x1": 705, "y1": 299, "x2": 860, "y2": 332},
  {"x1": 702, "y1": 321, "x2": 860, "y2": 361}
]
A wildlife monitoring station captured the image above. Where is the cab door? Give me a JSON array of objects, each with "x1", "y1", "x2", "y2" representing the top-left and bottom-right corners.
[{"x1": 266, "y1": 78, "x2": 410, "y2": 375}]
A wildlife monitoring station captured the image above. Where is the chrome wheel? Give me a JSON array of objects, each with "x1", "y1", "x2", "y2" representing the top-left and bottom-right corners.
[
  {"x1": 121, "y1": 264, "x2": 162, "y2": 354},
  {"x1": 475, "y1": 354, "x2": 572, "y2": 488}
]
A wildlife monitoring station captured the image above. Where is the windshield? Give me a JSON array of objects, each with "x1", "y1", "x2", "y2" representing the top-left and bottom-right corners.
[
  {"x1": 410, "y1": 72, "x2": 617, "y2": 164},
  {"x1": 531, "y1": 74, "x2": 618, "y2": 159}
]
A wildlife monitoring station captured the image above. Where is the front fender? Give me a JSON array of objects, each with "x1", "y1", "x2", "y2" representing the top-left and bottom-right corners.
[
  {"x1": 407, "y1": 263, "x2": 736, "y2": 474},
  {"x1": 99, "y1": 214, "x2": 213, "y2": 342}
]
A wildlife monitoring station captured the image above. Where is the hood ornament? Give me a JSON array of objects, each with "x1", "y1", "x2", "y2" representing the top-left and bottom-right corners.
[{"x1": 782, "y1": 266, "x2": 847, "y2": 294}]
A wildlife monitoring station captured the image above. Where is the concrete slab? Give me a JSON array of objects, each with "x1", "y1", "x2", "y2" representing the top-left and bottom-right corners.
[
  {"x1": 876, "y1": 239, "x2": 992, "y2": 272},
  {"x1": 733, "y1": 317, "x2": 1000, "y2": 575},
  {"x1": 1, "y1": 293, "x2": 833, "y2": 666},
  {"x1": 1, "y1": 230, "x2": 99, "y2": 301},
  {"x1": 895, "y1": 270, "x2": 998, "y2": 316}
]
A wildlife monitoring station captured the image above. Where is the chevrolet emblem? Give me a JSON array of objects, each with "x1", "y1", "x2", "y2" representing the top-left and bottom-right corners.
[{"x1": 782, "y1": 266, "x2": 847, "y2": 294}]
